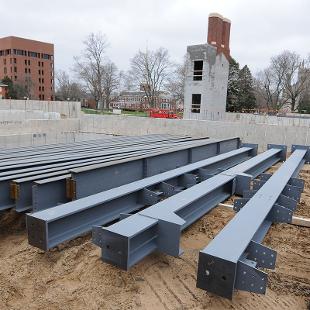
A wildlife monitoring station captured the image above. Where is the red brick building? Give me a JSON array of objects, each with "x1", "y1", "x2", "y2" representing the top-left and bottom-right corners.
[
  {"x1": 0, "y1": 36, "x2": 54, "y2": 100},
  {"x1": 0, "y1": 82, "x2": 8, "y2": 99}
]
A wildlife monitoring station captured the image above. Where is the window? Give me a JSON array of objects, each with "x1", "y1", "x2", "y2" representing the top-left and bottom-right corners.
[
  {"x1": 42, "y1": 78, "x2": 44, "y2": 83},
  {"x1": 4, "y1": 67, "x2": 7, "y2": 74},
  {"x1": 14, "y1": 58, "x2": 16, "y2": 64},
  {"x1": 38, "y1": 70, "x2": 41, "y2": 75},
  {"x1": 28, "y1": 60, "x2": 30, "y2": 65},
  {"x1": 191, "y1": 94, "x2": 201, "y2": 113},
  {"x1": 24, "y1": 59, "x2": 27, "y2": 65},
  {"x1": 28, "y1": 68, "x2": 31, "y2": 73},
  {"x1": 14, "y1": 67, "x2": 17, "y2": 73},
  {"x1": 39, "y1": 86, "x2": 41, "y2": 91},
  {"x1": 25, "y1": 68, "x2": 27, "y2": 73},
  {"x1": 14, "y1": 76, "x2": 17, "y2": 81},
  {"x1": 38, "y1": 61, "x2": 40, "y2": 67},
  {"x1": 42, "y1": 86, "x2": 44, "y2": 91},
  {"x1": 39, "y1": 78, "x2": 41, "y2": 83},
  {"x1": 193, "y1": 60, "x2": 203, "y2": 81},
  {"x1": 42, "y1": 70, "x2": 44, "y2": 75},
  {"x1": 3, "y1": 59, "x2": 6, "y2": 65},
  {"x1": 41, "y1": 62, "x2": 44, "y2": 67}
]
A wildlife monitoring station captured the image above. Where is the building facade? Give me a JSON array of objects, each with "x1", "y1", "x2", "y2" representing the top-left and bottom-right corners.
[
  {"x1": 183, "y1": 13, "x2": 231, "y2": 121},
  {"x1": 0, "y1": 36, "x2": 54, "y2": 100},
  {"x1": 110, "y1": 91, "x2": 180, "y2": 111}
]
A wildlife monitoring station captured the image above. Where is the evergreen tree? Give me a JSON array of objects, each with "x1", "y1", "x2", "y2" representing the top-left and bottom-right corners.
[
  {"x1": 226, "y1": 58, "x2": 240, "y2": 112},
  {"x1": 237, "y1": 65, "x2": 256, "y2": 111},
  {"x1": 298, "y1": 92, "x2": 310, "y2": 114},
  {"x1": 1, "y1": 76, "x2": 17, "y2": 98}
]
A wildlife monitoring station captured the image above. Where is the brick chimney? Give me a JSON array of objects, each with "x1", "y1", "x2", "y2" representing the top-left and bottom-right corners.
[{"x1": 207, "y1": 13, "x2": 231, "y2": 59}]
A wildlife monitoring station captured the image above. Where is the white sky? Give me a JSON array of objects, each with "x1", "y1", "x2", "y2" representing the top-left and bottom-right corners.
[{"x1": 1, "y1": 0, "x2": 309, "y2": 76}]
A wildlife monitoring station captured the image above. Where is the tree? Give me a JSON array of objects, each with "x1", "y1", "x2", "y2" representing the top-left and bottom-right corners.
[
  {"x1": 237, "y1": 65, "x2": 256, "y2": 111},
  {"x1": 1, "y1": 76, "x2": 16, "y2": 98},
  {"x1": 226, "y1": 58, "x2": 240, "y2": 112},
  {"x1": 129, "y1": 47, "x2": 172, "y2": 107},
  {"x1": 102, "y1": 62, "x2": 120, "y2": 108},
  {"x1": 55, "y1": 70, "x2": 84, "y2": 101},
  {"x1": 254, "y1": 51, "x2": 310, "y2": 112},
  {"x1": 281, "y1": 52, "x2": 310, "y2": 111},
  {"x1": 165, "y1": 59, "x2": 186, "y2": 104},
  {"x1": 74, "y1": 32, "x2": 108, "y2": 109}
]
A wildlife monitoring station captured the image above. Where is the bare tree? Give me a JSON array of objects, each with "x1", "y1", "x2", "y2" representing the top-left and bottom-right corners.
[
  {"x1": 102, "y1": 62, "x2": 120, "y2": 108},
  {"x1": 165, "y1": 59, "x2": 186, "y2": 104},
  {"x1": 55, "y1": 70, "x2": 84, "y2": 101},
  {"x1": 129, "y1": 47, "x2": 172, "y2": 107},
  {"x1": 74, "y1": 32, "x2": 108, "y2": 109},
  {"x1": 254, "y1": 51, "x2": 310, "y2": 112},
  {"x1": 14, "y1": 77, "x2": 35, "y2": 99},
  {"x1": 281, "y1": 51, "x2": 310, "y2": 111}
]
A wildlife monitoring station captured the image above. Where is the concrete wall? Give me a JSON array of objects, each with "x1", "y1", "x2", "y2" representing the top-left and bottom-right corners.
[
  {"x1": 224, "y1": 112, "x2": 310, "y2": 127},
  {"x1": 81, "y1": 114, "x2": 310, "y2": 151},
  {"x1": 0, "y1": 118, "x2": 80, "y2": 135},
  {"x1": 0, "y1": 110, "x2": 60, "y2": 121},
  {"x1": 0, "y1": 99, "x2": 81, "y2": 118},
  {"x1": 0, "y1": 131, "x2": 108, "y2": 148}
]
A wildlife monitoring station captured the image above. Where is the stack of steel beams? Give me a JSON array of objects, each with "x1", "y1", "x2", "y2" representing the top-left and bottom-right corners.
[{"x1": 0, "y1": 135, "x2": 242, "y2": 212}]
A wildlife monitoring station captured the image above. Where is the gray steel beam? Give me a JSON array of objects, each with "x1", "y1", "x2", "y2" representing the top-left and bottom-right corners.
[
  {"x1": 90, "y1": 145, "x2": 285, "y2": 270},
  {"x1": 3, "y1": 138, "x2": 239, "y2": 212},
  {"x1": 196, "y1": 145, "x2": 309, "y2": 299},
  {"x1": 0, "y1": 135, "x2": 198, "y2": 162},
  {"x1": 26, "y1": 145, "x2": 254, "y2": 250},
  {"x1": 0, "y1": 138, "x2": 212, "y2": 171},
  {"x1": 70, "y1": 137, "x2": 241, "y2": 200}
]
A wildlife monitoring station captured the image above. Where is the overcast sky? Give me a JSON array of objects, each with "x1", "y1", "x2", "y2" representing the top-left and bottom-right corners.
[{"x1": 1, "y1": 0, "x2": 309, "y2": 77}]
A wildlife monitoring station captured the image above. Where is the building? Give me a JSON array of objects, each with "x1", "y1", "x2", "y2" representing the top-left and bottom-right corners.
[
  {"x1": 110, "y1": 90, "x2": 179, "y2": 111},
  {"x1": 183, "y1": 13, "x2": 231, "y2": 120},
  {"x1": 0, "y1": 82, "x2": 8, "y2": 99},
  {"x1": 0, "y1": 36, "x2": 54, "y2": 100}
]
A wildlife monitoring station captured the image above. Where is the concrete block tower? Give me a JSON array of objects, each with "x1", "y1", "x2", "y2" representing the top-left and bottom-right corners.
[{"x1": 183, "y1": 13, "x2": 231, "y2": 121}]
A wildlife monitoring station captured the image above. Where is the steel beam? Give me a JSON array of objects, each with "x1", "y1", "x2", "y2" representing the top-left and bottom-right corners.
[
  {"x1": 91, "y1": 145, "x2": 285, "y2": 270},
  {"x1": 69, "y1": 138, "x2": 241, "y2": 200},
  {"x1": 26, "y1": 145, "x2": 254, "y2": 250},
  {"x1": 196, "y1": 145, "x2": 309, "y2": 299}
]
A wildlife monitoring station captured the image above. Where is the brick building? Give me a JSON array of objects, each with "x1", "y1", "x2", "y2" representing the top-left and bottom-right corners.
[
  {"x1": 0, "y1": 36, "x2": 54, "y2": 100},
  {"x1": 0, "y1": 82, "x2": 8, "y2": 99}
]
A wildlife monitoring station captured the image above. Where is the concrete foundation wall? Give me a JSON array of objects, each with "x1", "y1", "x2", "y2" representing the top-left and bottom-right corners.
[
  {"x1": 0, "y1": 99, "x2": 81, "y2": 118},
  {"x1": 81, "y1": 114, "x2": 310, "y2": 151},
  {"x1": 224, "y1": 112, "x2": 310, "y2": 127},
  {"x1": 0, "y1": 118, "x2": 80, "y2": 135},
  {"x1": 0, "y1": 132, "x2": 108, "y2": 148}
]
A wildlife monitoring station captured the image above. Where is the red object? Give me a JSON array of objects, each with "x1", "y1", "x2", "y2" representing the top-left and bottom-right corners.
[{"x1": 149, "y1": 109, "x2": 179, "y2": 119}]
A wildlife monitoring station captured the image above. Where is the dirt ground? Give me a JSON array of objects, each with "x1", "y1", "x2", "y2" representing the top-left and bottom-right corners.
[{"x1": 0, "y1": 164, "x2": 309, "y2": 310}]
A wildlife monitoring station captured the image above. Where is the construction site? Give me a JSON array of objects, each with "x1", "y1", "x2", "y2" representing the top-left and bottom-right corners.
[
  {"x1": 0, "y1": 93, "x2": 309, "y2": 310},
  {"x1": 0, "y1": 6, "x2": 310, "y2": 310}
]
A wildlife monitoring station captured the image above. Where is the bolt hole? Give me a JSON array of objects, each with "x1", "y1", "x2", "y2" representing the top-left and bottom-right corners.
[
  {"x1": 222, "y1": 276, "x2": 227, "y2": 281},
  {"x1": 106, "y1": 245, "x2": 110, "y2": 249}
]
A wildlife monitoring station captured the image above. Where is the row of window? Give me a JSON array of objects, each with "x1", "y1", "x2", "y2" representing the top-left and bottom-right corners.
[
  {"x1": 3, "y1": 58, "x2": 49, "y2": 66},
  {"x1": 0, "y1": 49, "x2": 53, "y2": 60}
]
